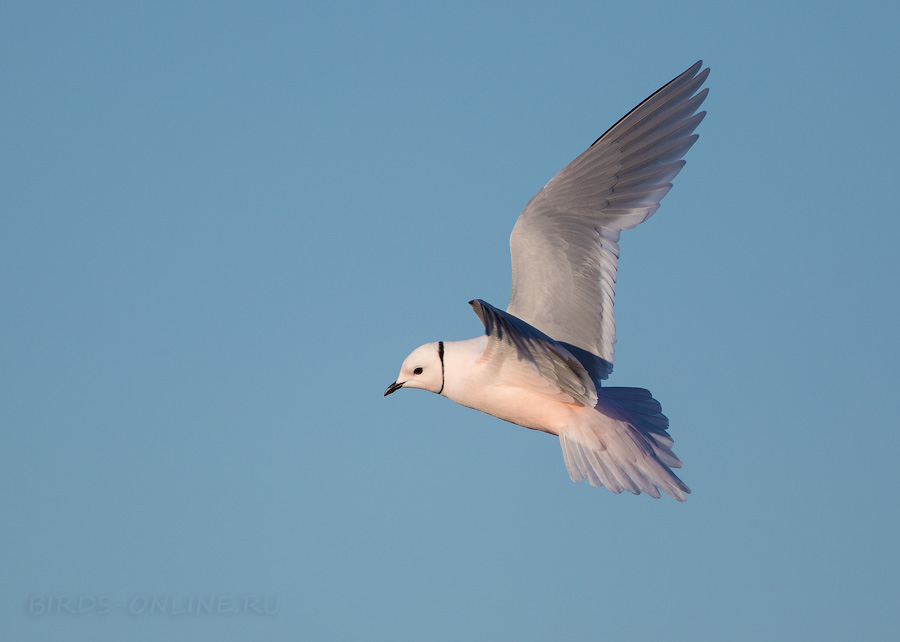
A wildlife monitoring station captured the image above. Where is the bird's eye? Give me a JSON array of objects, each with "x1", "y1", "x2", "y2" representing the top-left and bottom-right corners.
[{"x1": 413, "y1": 367, "x2": 423, "y2": 375}]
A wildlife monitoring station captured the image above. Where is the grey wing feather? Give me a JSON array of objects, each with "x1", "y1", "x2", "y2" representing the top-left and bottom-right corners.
[
  {"x1": 507, "y1": 62, "x2": 709, "y2": 373},
  {"x1": 469, "y1": 299, "x2": 597, "y2": 407}
]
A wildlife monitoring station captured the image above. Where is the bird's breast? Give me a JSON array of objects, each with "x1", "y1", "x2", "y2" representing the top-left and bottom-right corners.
[{"x1": 444, "y1": 356, "x2": 579, "y2": 435}]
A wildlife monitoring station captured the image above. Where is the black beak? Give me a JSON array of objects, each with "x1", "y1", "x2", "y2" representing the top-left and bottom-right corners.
[{"x1": 384, "y1": 381, "x2": 404, "y2": 396}]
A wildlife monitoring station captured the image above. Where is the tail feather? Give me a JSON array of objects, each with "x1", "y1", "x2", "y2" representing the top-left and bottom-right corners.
[{"x1": 559, "y1": 387, "x2": 689, "y2": 501}]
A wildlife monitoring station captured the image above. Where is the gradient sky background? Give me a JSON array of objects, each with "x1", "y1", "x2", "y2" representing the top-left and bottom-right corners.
[{"x1": 2, "y1": 1, "x2": 899, "y2": 640}]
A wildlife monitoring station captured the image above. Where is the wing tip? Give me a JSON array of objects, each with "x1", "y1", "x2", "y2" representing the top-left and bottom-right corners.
[
  {"x1": 590, "y1": 60, "x2": 710, "y2": 149},
  {"x1": 468, "y1": 299, "x2": 487, "y2": 325}
]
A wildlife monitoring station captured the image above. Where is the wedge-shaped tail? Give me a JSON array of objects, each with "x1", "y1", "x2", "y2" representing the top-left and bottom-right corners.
[{"x1": 559, "y1": 387, "x2": 690, "y2": 501}]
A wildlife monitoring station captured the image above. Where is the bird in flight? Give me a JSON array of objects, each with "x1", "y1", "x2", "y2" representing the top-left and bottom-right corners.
[{"x1": 385, "y1": 62, "x2": 709, "y2": 500}]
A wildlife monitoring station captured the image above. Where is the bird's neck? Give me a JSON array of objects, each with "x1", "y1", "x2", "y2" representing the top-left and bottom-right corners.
[{"x1": 437, "y1": 336, "x2": 489, "y2": 403}]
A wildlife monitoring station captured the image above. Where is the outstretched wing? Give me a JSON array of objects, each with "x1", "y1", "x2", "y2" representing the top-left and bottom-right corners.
[
  {"x1": 507, "y1": 62, "x2": 709, "y2": 376},
  {"x1": 469, "y1": 299, "x2": 597, "y2": 407}
]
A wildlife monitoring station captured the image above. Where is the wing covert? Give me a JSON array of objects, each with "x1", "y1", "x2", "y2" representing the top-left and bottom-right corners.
[{"x1": 469, "y1": 299, "x2": 597, "y2": 407}]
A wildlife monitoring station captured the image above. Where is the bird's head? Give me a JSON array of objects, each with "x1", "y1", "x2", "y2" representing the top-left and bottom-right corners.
[{"x1": 384, "y1": 341, "x2": 445, "y2": 396}]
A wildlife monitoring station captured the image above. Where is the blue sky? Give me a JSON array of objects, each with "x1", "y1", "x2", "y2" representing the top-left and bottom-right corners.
[{"x1": 2, "y1": 1, "x2": 899, "y2": 640}]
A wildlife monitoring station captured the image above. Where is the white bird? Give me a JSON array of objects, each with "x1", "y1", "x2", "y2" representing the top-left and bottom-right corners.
[{"x1": 385, "y1": 62, "x2": 709, "y2": 500}]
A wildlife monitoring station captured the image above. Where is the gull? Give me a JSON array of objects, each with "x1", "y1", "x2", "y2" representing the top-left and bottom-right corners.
[{"x1": 385, "y1": 62, "x2": 709, "y2": 500}]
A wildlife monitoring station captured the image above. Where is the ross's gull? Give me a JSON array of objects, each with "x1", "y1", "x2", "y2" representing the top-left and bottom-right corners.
[{"x1": 385, "y1": 62, "x2": 709, "y2": 500}]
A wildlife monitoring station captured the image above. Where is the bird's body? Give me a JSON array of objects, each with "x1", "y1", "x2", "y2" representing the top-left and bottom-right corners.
[
  {"x1": 386, "y1": 62, "x2": 709, "y2": 501},
  {"x1": 440, "y1": 336, "x2": 574, "y2": 435}
]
